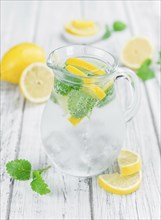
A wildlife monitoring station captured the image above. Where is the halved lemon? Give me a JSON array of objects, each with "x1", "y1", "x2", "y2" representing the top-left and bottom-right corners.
[
  {"x1": 121, "y1": 37, "x2": 154, "y2": 69},
  {"x1": 1, "y1": 43, "x2": 46, "y2": 84},
  {"x1": 98, "y1": 171, "x2": 142, "y2": 195},
  {"x1": 118, "y1": 149, "x2": 141, "y2": 176},
  {"x1": 20, "y1": 63, "x2": 54, "y2": 103}
]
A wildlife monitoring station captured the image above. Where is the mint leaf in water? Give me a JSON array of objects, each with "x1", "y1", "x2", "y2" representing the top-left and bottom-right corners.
[
  {"x1": 113, "y1": 21, "x2": 126, "y2": 31},
  {"x1": 97, "y1": 84, "x2": 115, "y2": 108},
  {"x1": 54, "y1": 77, "x2": 82, "y2": 96},
  {"x1": 6, "y1": 159, "x2": 31, "y2": 180},
  {"x1": 54, "y1": 79, "x2": 72, "y2": 96},
  {"x1": 102, "y1": 25, "x2": 112, "y2": 40},
  {"x1": 68, "y1": 90, "x2": 96, "y2": 118},
  {"x1": 137, "y1": 59, "x2": 155, "y2": 81}
]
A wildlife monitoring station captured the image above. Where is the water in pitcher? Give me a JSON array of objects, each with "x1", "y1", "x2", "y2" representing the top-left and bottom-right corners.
[{"x1": 41, "y1": 56, "x2": 126, "y2": 177}]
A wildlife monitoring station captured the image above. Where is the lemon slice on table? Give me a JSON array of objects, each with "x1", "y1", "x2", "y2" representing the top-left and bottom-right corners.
[
  {"x1": 98, "y1": 171, "x2": 142, "y2": 195},
  {"x1": 20, "y1": 63, "x2": 54, "y2": 103},
  {"x1": 121, "y1": 37, "x2": 154, "y2": 69},
  {"x1": 118, "y1": 149, "x2": 141, "y2": 176}
]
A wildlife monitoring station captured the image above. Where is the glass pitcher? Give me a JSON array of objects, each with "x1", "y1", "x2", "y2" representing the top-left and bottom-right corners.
[{"x1": 41, "y1": 45, "x2": 140, "y2": 177}]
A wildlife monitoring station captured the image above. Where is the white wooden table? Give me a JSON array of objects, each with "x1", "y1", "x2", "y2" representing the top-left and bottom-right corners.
[{"x1": 1, "y1": 1, "x2": 160, "y2": 220}]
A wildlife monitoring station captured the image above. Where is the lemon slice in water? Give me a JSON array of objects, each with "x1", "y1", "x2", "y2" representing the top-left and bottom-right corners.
[{"x1": 66, "y1": 58, "x2": 106, "y2": 75}]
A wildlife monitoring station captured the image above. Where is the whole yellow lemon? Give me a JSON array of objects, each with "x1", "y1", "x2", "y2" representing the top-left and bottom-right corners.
[{"x1": 0, "y1": 43, "x2": 46, "y2": 84}]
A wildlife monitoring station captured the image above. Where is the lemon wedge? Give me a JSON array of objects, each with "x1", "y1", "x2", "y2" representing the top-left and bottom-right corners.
[
  {"x1": 66, "y1": 58, "x2": 106, "y2": 75},
  {"x1": 20, "y1": 63, "x2": 53, "y2": 103},
  {"x1": 65, "y1": 65, "x2": 94, "y2": 83},
  {"x1": 121, "y1": 37, "x2": 153, "y2": 69},
  {"x1": 118, "y1": 149, "x2": 141, "y2": 176},
  {"x1": 65, "y1": 65, "x2": 86, "y2": 76},
  {"x1": 87, "y1": 85, "x2": 106, "y2": 100},
  {"x1": 98, "y1": 171, "x2": 142, "y2": 195},
  {"x1": 65, "y1": 63, "x2": 106, "y2": 100},
  {"x1": 68, "y1": 116, "x2": 83, "y2": 126}
]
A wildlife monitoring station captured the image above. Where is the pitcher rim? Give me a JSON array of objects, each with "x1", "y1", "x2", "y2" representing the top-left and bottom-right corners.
[{"x1": 47, "y1": 44, "x2": 119, "y2": 83}]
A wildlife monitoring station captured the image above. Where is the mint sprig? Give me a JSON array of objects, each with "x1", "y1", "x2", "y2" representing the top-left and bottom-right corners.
[
  {"x1": 102, "y1": 25, "x2": 112, "y2": 40},
  {"x1": 68, "y1": 90, "x2": 96, "y2": 118},
  {"x1": 6, "y1": 159, "x2": 51, "y2": 195},
  {"x1": 136, "y1": 59, "x2": 155, "y2": 81},
  {"x1": 54, "y1": 79, "x2": 72, "y2": 96},
  {"x1": 102, "y1": 20, "x2": 127, "y2": 40}
]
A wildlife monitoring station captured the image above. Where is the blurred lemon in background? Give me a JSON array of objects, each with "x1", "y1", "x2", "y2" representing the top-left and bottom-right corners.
[
  {"x1": 121, "y1": 37, "x2": 153, "y2": 69},
  {"x1": 0, "y1": 43, "x2": 46, "y2": 84},
  {"x1": 65, "y1": 20, "x2": 98, "y2": 36}
]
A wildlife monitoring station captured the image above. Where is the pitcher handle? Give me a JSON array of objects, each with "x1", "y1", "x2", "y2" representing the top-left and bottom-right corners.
[{"x1": 114, "y1": 67, "x2": 140, "y2": 122}]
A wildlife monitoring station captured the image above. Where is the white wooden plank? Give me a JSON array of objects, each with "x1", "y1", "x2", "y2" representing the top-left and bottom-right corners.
[
  {"x1": 0, "y1": 1, "x2": 39, "y2": 220},
  {"x1": 86, "y1": 1, "x2": 160, "y2": 220},
  {"x1": 9, "y1": 1, "x2": 91, "y2": 220},
  {"x1": 125, "y1": 0, "x2": 160, "y2": 147},
  {"x1": 1, "y1": 1, "x2": 160, "y2": 220}
]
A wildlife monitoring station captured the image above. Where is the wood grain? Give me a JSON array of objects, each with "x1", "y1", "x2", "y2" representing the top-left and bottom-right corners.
[
  {"x1": 1, "y1": 1, "x2": 160, "y2": 220},
  {"x1": 6, "y1": 2, "x2": 91, "y2": 220},
  {"x1": 1, "y1": 1, "x2": 39, "y2": 219}
]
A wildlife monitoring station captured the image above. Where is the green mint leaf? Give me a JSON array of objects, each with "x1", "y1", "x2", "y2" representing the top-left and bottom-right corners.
[
  {"x1": 68, "y1": 90, "x2": 96, "y2": 118},
  {"x1": 136, "y1": 59, "x2": 155, "y2": 81},
  {"x1": 6, "y1": 159, "x2": 31, "y2": 180},
  {"x1": 102, "y1": 25, "x2": 112, "y2": 40},
  {"x1": 156, "y1": 51, "x2": 161, "y2": 64},
  {"x1": 54, "y1": 79, "x2": 72, "y2": 96},
  {"x1": 30, "y1": 171, "x2": 51, "y2": 195},
  {"x1": 54, "y1": 77, "x2": 82, "y2": 96},
  {"x1": 113, "y1": 21, "x2": 126, "y2": 31}
]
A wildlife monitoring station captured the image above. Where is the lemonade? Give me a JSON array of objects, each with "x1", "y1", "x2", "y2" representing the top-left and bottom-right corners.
[
  {"x1": 41, "y1": 97, "x2": 125, "y2": 177},
  {"x1": 41, "y1": 45, "x2": 140, "y2": 177},
  {"x1": 41, "y1": 53, "x2": 126, "y2": 177}
]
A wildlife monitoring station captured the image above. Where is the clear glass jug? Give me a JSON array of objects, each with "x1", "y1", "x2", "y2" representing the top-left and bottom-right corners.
[{"x1": 41, "y1": 45, "x2": 140, "y2": 177}]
